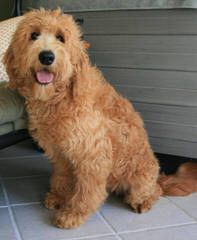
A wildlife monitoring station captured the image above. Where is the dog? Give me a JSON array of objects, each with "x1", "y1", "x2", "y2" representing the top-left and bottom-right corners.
[
  {"x1": 159, "y1": 162, "x2": 197, "y2": 196},
  {"x1": 4, "y1": 8, "x2": 162, "y2": 228}
]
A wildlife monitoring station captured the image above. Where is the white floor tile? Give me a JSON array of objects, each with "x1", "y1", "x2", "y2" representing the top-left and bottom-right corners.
[
  {"x1": 168, "y1": 193, "x2": 197, "y2": 220},
  {"x1": 13, "y1": 204, "x2": 113, "y2": 240},
  {"x1": 1, "y1": 139, "x2": 197, "y2": 240},
  {"x1": 0, "y1": 208, "x2": 16, "y2": 240},
  {"x1": 0, "y1": 155, "x2": 52, "y2": 178},
  {"x1": 4, "y1": 176, "x2": 49, "y2": 204},
  {"x1": 120, "y1": 224, "x2": 197, "y2": 240},
  {"x1": 79, "y1": 236, "x2": 117, "y2": 240},
  {"x1": 0, "y1": 139, "x2": 40, "y2": 159},
  {"x1": 100, "y1": 195, "x2": 195, "y2": 233}
]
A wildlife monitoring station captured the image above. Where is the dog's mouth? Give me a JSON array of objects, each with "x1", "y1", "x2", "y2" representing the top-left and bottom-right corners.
[{"x1": 35, "y1": 69, "x2": 54, "y2": 85}]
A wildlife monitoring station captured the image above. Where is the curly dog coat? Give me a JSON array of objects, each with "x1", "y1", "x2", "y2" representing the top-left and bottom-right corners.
[{"x1": 4, "y1": 9, "x2": 162, "y2": 228}]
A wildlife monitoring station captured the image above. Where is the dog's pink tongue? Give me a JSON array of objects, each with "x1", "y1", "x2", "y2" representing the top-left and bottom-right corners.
[{"x1": 36, "y1": 70, "x2": 54, "y2": 84}]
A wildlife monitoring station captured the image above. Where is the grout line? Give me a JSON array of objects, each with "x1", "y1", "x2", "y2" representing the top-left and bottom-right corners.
[
  {"x1": 167, "y1": 196, "x2": 197, "y2": 222},
  {"x1": 61, "y1": 233, "x2": 117, "y2": 240},
  {"x1": 97, "y1": 211, "x2": 122, "y2": 240},
  {"x1": 0, "y1": 205, "x2": 8, "y2": 208},
  {"x1": 116, "y1": 222, "x2": 197, "y2": 235},
  {"x1": 0, "y1": 178, "x2": 8, "y2": 208},
  {"x1": 117, "y1": 235, "x2": 124, "y2": 240},
  {"x1": 1, "y1": 181, "x2": 23, "y2": 240},
  {"x1": 10, "y1": 202, "x2": 41, "y2": 207}
]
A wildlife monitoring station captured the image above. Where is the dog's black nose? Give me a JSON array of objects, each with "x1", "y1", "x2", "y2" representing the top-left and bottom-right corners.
[{"x1": 39, "y1": 51, "x2": 55, "y2": 65}]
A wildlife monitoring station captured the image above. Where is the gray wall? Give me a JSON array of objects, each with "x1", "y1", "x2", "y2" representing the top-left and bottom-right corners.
[{"x1": 0, "y1": 0, "x2": 14, "y2": 21}]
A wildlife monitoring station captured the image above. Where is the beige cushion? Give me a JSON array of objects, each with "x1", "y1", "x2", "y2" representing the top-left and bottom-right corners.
[
  {"x1": 0, "y1": 16, "x2": 24, "y2": 82},
  {"x1": 0, "y1": 81, "x2": 26, "y2": 125},
  {"x1": 0, "y1": 17, "x2": 27, "y2": 134}
]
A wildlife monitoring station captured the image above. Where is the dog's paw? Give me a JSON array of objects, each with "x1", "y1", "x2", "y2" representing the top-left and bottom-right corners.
[
  {"x1": 54, "y1": 210, "x2": 87, "y2": 228},
  {"x1": 44, "y1": 192, "x2": 61, "y2": 210},
  {"x1": 131, "y1": 200, "x2": 152, "y2": 214}
]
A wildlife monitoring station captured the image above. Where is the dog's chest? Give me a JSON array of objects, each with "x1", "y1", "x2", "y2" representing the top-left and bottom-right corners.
[
  {"x1": 27, "y1": 103, "x2": 105, "y2": 155},
  {"x1": 29, "y1": 110, "x2": 70, "y2": 142},
  {"x1": 27, "y1": 103, "x2": 70, "y2": 144}
]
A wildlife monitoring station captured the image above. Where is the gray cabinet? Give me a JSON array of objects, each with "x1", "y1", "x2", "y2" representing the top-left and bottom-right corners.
[{"x1": 71, "y1": 10, "x2": 197, "y2": 158}]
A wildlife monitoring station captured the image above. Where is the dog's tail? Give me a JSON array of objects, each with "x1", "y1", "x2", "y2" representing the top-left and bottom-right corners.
[{"x1": 158, "y1": 162, "x2": 197, "y2": 196}]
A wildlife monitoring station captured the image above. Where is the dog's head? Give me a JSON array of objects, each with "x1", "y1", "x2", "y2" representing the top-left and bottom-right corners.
[{"x1": 4, "y1": 8, "x2": 88, "y2": 102}]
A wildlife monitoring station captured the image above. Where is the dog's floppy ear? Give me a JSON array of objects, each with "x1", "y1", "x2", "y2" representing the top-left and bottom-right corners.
[
  {"x1": 3, "y1": 44, "x2": 17, "y2": 89},
  {"x1": 74, "y1": 47, "x2": 89, "y2": 74}
]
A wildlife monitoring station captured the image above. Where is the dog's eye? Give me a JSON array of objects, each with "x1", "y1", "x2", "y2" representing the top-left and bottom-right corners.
[
  {"x1": 56, "y1": 35, "x2": 64, "y2": 43},
  {"x1": 30, "y1": 32, "x2": 40, "y2": 40}
]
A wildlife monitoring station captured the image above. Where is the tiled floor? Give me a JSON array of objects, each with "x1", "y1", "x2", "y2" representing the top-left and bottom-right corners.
[{"x1": 0, "y1": 139, "x2": 197, "y2": 240}]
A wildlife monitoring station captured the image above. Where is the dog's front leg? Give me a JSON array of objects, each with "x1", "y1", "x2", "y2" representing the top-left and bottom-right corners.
[
  {"x1": 45, "y1": 155, "x2": 75, "y2": 210},
  {"x1": 45, "y1": 170, "x2": 74, "y2": 210},
  {"x1": 54, "y1": 145, "x2": 112, "y2": 228}
]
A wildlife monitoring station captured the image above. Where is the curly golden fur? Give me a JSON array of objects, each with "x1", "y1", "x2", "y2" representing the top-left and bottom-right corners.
[
  {"x1": 159, "y1": 162, "x2": 197, "y2": 196},
  {"x1": 4, "y1": 9, "x2": 162, "y2": 228}
]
